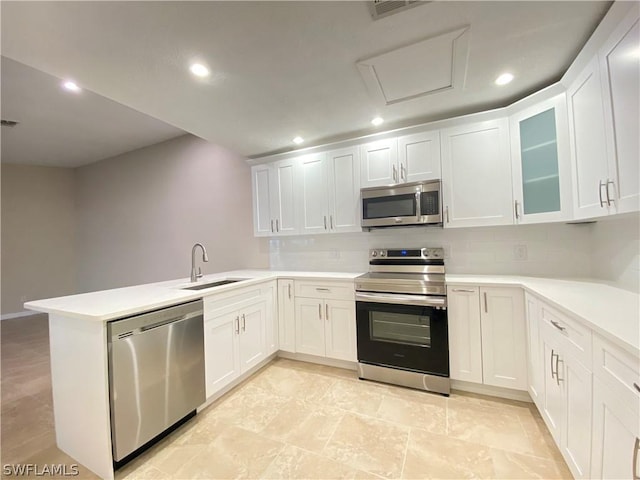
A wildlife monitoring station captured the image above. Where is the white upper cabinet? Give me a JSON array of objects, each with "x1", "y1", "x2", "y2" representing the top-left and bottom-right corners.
[
  {"x1": 360, "y1": 133, "x2": 441, "y2": 188},
  {"x1": 298, "y1": 153, "x2": 330, "y2": 234},
  {"x1": 568, "y1": 6, "x2": 640, "y2": 219},
  {"x1": 360, "y1": 138, "x2": 398, "y2": 187},
  {"x1": 599, "y1": 7, "x2": 640, "y2": 215},
  {"x1": 510, "y1": 94, "x2": 573, "y2": 223},
  {"x1": 441, "y1": 118, "x2": 514, "y2": 228},
  {"x1": 251, "y1": 159, "x2": 299, "y2": 236},
  {"x1": 567, "y1": 57, "x2": 611, "y2": 219},
  {"x1": 397, "y1": 131, "x2": 441, "y2": 183},
  {"x1": 298, "y1": 147, "x2": 361, "y2": 235},
  {"x1": 326, "y1": 147, "x2": 361, "y2": 233}
]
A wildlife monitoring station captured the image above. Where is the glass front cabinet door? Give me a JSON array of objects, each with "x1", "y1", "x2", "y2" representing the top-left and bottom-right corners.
[{"x1": 509, "y1": 94, "x2": 573, "y2": 223}]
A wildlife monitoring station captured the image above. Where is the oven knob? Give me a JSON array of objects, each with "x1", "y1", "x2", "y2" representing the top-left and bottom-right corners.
[
  {"x1": 381, "y1": 251, "x2": 386, "y2": 257},
  {"x1": 371, "y1": 251, "x2": 377, "y2": 257}
]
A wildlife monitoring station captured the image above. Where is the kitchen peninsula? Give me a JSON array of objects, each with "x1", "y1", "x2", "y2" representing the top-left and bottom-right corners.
[{"x1": 25, "y1": 270, "x2": 638, "y2": 480}]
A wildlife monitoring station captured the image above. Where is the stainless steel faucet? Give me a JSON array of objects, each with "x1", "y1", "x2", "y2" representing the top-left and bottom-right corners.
[{"x1": 190, "y1": 243, "x2": 209, "y2": 282}]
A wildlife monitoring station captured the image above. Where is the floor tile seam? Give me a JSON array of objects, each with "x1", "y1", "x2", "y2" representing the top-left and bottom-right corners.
[
  {"x1": 398, "y1": 425, "x2": 411, "y2": 480},
  {"x1": 254, "y1": 441, "x2": 289, "y2": 480},
  {"x1": 326, "y1": 405, "x2": 412, "y2": 434},
  {"x1": 317, "y1": 404, "x2": 345, "y2": 456},
  {"x1": 444, "y1": 429, "x2": 556, "y2": 462},
  {"x1": 486, "y1": 445, "x2": 564, "y2": 466},
  {"x1": 149, "y1": 443, "x2": 205, "y2": 478}
]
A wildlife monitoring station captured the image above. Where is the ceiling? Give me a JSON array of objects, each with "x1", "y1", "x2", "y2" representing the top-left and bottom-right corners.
[
  {"x1": 1, "y1": 57, "x2": 184, "y2": 167},
  {"x1": 1, "y1": 1, "x2": 612, "y2": 164}
]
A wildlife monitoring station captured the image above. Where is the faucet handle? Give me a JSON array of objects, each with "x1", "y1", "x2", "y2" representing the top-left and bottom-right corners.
[{"x1": 197, "y1": 267, "x2": 203, "y2": 279}]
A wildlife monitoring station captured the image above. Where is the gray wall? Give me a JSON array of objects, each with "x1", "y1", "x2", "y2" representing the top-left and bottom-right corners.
[
  {"x1": 74, "y1": 134, "x2": 269, "y2": 292},
  {"x1": 1, "y1": 164, "x2": 77, "y2": 314}
]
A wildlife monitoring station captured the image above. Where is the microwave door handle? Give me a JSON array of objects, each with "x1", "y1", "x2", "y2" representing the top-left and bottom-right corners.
[{"x1": 415, "y1": 191, "x2": 421, "y2": 222}]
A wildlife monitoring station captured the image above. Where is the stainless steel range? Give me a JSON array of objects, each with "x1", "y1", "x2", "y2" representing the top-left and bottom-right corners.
[{"x1": 355, "y1": 247, "x2": 449, "y2": 395}]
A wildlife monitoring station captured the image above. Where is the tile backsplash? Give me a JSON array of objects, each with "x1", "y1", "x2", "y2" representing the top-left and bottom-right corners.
[{"x1": 270, "y1": 222, "x2": 596, "y2": 278}]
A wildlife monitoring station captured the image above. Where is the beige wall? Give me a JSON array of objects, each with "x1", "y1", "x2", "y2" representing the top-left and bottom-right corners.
[
  {"x1": 74, "y1": 134, "x2": 269, "y2": 292},
  {"x1": 1, "y1": 164, "x2": 77, "y2": 314}
]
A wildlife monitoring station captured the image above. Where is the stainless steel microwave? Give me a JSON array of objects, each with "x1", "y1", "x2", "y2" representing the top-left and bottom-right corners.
[{"x1": 361, "y1": 180, "x2": 442, "y2": 229}]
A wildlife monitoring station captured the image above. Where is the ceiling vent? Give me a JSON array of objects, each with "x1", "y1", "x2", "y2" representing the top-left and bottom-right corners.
[
  {"x1": 1, "y1": 120, "x2": 19, "y2": 127},
  {"x1": 369, "y1": 1, "x2": 427, "y2": 20}
]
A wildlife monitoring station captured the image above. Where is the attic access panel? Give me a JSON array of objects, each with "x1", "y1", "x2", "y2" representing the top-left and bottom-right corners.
[{"x1": 357, "y1": 26, "x2": 470, "y2": 105}]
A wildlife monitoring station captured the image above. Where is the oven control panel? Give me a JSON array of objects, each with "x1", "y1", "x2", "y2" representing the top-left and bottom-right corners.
[{"x1": 369, "y1": 248, "x2": 444, "y2": 260}]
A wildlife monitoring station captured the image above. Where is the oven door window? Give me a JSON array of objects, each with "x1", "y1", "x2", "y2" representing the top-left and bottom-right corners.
[
  {"x1": 370, "y1": 311, "x2": 431, "y2": 347},
  {"x1": 362, "y1": 194, "x2": 416, "y2": 219}
]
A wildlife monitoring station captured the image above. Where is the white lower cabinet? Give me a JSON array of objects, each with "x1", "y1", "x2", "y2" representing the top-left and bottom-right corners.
[
  {"x1": 525, "y1": 293, "x2": 543, "y2": 407},
  {"x1": 277, "y1": 279, "x2": 295, "y2": 353},
  {"x1": 480, "y1": 287, "x2": 527, "y2": 390},
  {"x1": 537, "y1": 300, "x2": 594, "y2": 479},
  {"x1": 447, "y1": 286, "x2": 483, "y2": 383},
  {"x1": 295, "y1": 297, "x2": 356, "y2": 362},
  {"x1": 447, "y1": 286, "x2": 527, "y2": 390},
  {"x1": 203, "y1": 284, "x2": 275, "y2": 399},
  {"x1": 293, "y1": 280, "x2": 356, "y2": 362},
  {"x1": 591, "y1": 377, "x2": 640, "y2": 480}
]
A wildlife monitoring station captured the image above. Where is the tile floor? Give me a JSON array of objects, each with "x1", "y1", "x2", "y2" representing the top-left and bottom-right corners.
[{"x1": 1, "y1": 314, "x2": 573, "y2": 479}]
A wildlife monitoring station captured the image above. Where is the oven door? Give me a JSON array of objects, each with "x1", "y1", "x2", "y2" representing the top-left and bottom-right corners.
[{"x1": 356, "y1": 297, "x2": 449, "y2": 377}]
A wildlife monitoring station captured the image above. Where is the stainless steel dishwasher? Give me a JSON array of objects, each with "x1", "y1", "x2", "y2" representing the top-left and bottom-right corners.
[{"x1": 108, "y1": 299, "x2": 205, "y2": 464}]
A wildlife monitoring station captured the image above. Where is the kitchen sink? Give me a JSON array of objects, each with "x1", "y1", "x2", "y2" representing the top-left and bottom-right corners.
[{"x1": 180, "y1": 278, "x2": 249, "y2": 291}]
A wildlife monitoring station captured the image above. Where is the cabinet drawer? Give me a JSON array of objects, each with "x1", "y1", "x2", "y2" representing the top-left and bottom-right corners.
[
  {"x1": 540, "y1": 303, "x2": 592, "y2": 368},
  {"x1": 295, "y1": 280, "x2": 354, "y2": 300},
  {"x1": 593, "y1": 334, "x2": 640, "y2": 410},
  {"x1": 204, "y1": 287, "x2": 263, "y2": 319}
]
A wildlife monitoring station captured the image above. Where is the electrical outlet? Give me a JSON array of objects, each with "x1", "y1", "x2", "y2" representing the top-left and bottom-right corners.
[{"x1": 514, "y1": 245, "x2": 528, "y2": 261}]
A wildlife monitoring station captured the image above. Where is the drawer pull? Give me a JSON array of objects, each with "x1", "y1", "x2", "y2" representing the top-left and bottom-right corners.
[
  {"x1": 634, "y1": 383, "x2": 640, "y2": 394},
  {"x1": 550, "y1": 320, "x2": 566, "y2": 332},
  {"x1": 451, "y1": 288, "x2": 475, "y2": 293},
  {"x1": 634, "y1": 437, "x2": 640, "y2": 480},
  {"x1": 316, "y1": 288, "x2": 331, "y2": 292}
]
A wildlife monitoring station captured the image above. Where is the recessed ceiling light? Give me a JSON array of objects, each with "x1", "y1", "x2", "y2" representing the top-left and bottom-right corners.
[
  {"x1": 189, "y1": 63, "x2": 210, "y2": 77},
  {"x1": 495, "y1": 73, "x2": 514, "y2": 86},
  {"x1": 292, "y1": 136, "x2": 304, "y2": 145},
  {"x1": 62, "y1": 81, "x2": 81, "y2": 92},
  {"x1": 371, "y1": 116, "x2": 384, "y2": 126}
]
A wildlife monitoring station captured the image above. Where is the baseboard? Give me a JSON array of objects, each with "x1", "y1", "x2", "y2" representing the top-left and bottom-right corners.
[
  {"x1": 0, "y1": 310, "x2": 41, "y2": 321},
  {"x1": 277, "y1": 351, "x2": 357, "y2": 371},
  {"x1": 451, "y1": 379, "x2": 533, "y2": 403}
]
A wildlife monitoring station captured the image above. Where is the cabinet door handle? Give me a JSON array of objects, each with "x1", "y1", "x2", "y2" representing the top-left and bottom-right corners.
[
  {"x1": 270, "y1": 220, "x2": 274, "y2": 233},
  {"x1": 325, "y1": 304, "x2": 329, "y2": 320},
  {"x1": 400, "y1": 163, "x2": 406, "y2": 182},
  {"x1": 288, "y1": 283, "x2": 292, "y2": 299},
  {"x1": 318, "y1": 303, "x2": 322, "y2": 320},
  {"x1": 550, "y1": 320, "x2": 566, "y2": 332},
  {"x1": 550, "y1": 349, "x2": 557, "y2": 380},
  {"x1": 324, "y1": 216, "x2": 327, "y2": 230},
  {"x1": 241, "y1": 314, "x2": 246, "y2": 332},
  {"x1": 633, "y1": 383, "x2": 640, "y2": 394},
  {"x1": 330, "y1": 215, "x2": 334, "y2": 230},
  {"x1": 599, "y1": 180, "x2": 606, "y2": 208},
  {"x1": 483, "y1": 292, "x2": 488, "y2": 313},
  {"x1": 392, "y1": 165, "x2": 398, "y2": 183},
  {"x1": 606, "y1": 179, "x2": 615, "y2": 206},
  {"x1": 555, "y1": 356, "x2": 564, "y2": 385},
  {"x1": 276, "y1": 219, "x2": 280, "y2": 232},
  {"x1": 445, "y1": 206, "x2": 450, "y2": 223},
  {"x1": 633, "y1": 437, "x2": 640, "y2": 480},
  {"x1": 235, "y1": 316, "x2": 240, "y2": 335},
  {"x1": 451, "y1": 288, "x2": 475, "y2": 293},
  {"x1": 514, "y1": 200, "x2": 520, "y2": 220}
]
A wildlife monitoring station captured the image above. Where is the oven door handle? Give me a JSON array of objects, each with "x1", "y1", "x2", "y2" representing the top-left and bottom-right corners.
[{"x1": 356, "y1": 292, "x2": 447, "y2": 309}]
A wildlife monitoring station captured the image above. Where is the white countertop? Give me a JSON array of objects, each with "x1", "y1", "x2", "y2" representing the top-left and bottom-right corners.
[
  {"x1": 23, "y1": 269, "x2": 362, "y2": 323},
  {"x1": 25, "y1": 270, "x2": 639, "y2": 356}
]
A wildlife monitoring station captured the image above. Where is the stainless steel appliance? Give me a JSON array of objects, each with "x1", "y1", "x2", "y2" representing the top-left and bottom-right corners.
[
  {"x1": 360, "y1": 180, "x2": 442, "y2": 230},
  {"x1": 108, "y1": 300, "x2": 205, "y2": 465},
  {"x1": 355, "y1": 248, "x2": 449, "y2": 395}
]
